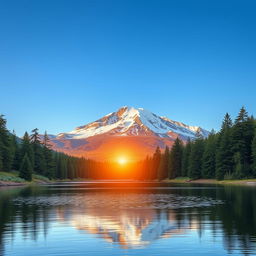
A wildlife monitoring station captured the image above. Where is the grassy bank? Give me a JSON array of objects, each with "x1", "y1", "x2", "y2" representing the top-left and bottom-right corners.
[
  {"x1": 2, "y1": 172, "x2": 256, "y2": 186},
  {"x1": 165, "y1": 177, "x2": 256, "y2": 185},
  {"x1": 0, "y1": 171, "x2": 88, "y2": 186},
  {"x1": 0, "y1": 171, "x2": 51, "y2": 186}
]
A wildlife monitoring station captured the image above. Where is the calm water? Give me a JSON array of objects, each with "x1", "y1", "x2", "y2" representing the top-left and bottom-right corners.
[{"x1": 0, "y1": 182, "x2": 256, "y2": 256}]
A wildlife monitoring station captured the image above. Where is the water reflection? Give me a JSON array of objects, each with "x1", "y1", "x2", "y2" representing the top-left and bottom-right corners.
[
  {"x1": 60, "y1": 208, "x2": 191, "y2": 248},
  {"x1": 0, "y1": 183, "x2": 256, "y2": 255}
]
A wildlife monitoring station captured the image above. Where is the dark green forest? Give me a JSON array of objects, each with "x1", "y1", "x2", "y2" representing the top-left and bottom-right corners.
[
  {"x1": 146, "y1": 107, "x2": 256, "y2": 180},
  {"x1": 0, "y1": 115, "x2": 95, "y2": 181},
  {"x1": 0, "y1": 107, "x2": 256, "y2": 181}
]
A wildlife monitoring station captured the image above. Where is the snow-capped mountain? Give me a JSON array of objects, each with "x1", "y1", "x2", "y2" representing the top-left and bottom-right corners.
[{"x1": 48, "y1": 106, "x2": 209, "y2": 161}]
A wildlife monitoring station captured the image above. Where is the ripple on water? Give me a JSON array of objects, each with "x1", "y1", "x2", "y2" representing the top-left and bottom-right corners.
[{"x1": 12, "y1": 193, "x2": 223, "y2": 209}]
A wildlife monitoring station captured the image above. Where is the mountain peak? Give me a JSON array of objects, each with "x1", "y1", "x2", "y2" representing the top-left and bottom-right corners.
[
  {"x1": 49, "y1": 107, "x2": 209, "y2": 160},
  {"x1": 55, "y1": 106, "x2": 209, "y2": 140}
]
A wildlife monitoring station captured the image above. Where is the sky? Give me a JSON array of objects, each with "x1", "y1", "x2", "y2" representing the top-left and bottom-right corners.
[{"x1": 0, "y1": 0, "x2": 255, "y2": 136}]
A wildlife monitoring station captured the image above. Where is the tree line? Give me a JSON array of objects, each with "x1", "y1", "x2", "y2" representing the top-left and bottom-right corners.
[
  {"x1": 0, "y1": 114, "x2": 146, "y2": 181},
  {"x1": 1, "y1": 106, "x2": 256, "y2": 181},
  {"x1": 143, "y1": 107, "x2": 256, "y2": 180},
  {"x1": 0, "y1": 115, "x2": 97, "y2": 181}
]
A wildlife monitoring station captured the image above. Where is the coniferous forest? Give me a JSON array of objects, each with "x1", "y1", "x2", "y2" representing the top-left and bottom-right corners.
[
  {"x1": 0, "y1": 106, "x2": 256, "y2": 181},
  {"x1": 145, "y1": 106, "x2": 256, "y2": 181},
  {"x1": 0, "y1": 114, "x2": 93, "y2": 181}
]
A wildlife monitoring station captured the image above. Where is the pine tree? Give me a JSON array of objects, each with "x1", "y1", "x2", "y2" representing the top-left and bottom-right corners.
[
  {"x1": 216, "y1": 130, "x2": 233, "y2": 180},
  {"x1": 20, "y1": 132, "x2": 34, "y2": 166},
  {"x1": 221, "y1": 113, "x2": 233, "y2": 131},
  {"x1": 61, "y1": 155, "x2": 68, "y2": 179},
  {"x1": 235, "y1": 106, "x2": 248, "y2": 123},
  {"x1": 10, "y1": 132, "x2": 20, "y2": 170},
  {"x1": 169, "y1": 138, "x2": 183, "y2": 178},
  {"x1": 55, "y1": 153, "x2": 62, "y2": 179},
  {"x1": 231, "y1": 107, "x2": 254, "y2": 177},
  {"x1": 146, "y1": 156, "x2": 154, "y2": 180},
  {"x1": 188, "y1": 138, "x2": 204, "y2": 180},
  {"x1": 30, "y1": 128, "x2": 46, "y2": 175},
  {"x1": 215, "y1": 113, "x2": 233, "y2": 180},
  {"x1": 233, "y1": 152, "x2": 243, "y2": 179},
  {"x1": 56, "y1": 153, "x2": 68, "y2": 180},
  {"x1": 152, "y1": 147, "x2": 161, "y2": 180},
  {"x1": 19, "y1": 154, "x2": 33, "y2": 181},
  {"x1": 42, "y1": 132, "x2": 55, "y2": 179},
  {"x1": 44, "y1": 151, "x2": 55, "y2": 179},
  {"x1": 67, "y1": 158, "x2": 75, "y2": 179},
  {"x1": 181, "y1": 139, "x2": 191, "y2": 177},
  {"x1": 157, "y1": 146, "x2": 169, "y2": 180},
  {"x1": 251, "y1": 129, "x2": 256, "y2": 177},
  {"x1": 42, "y1": 131, "x2": 52, "y2": 149},
  {"x1": 0, "y1": 115, "x2": 13, "y2": 172},
  {"x1": 202, "y1": 133, "x2": 217, "y2": 178}
]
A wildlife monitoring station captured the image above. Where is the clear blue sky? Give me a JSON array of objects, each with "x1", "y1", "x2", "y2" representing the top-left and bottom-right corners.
[{"x1": 0, "y1": 0, "x2": 255, "y2": 136}]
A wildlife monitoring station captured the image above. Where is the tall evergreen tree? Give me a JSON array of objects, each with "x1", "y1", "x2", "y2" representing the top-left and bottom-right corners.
[
  {"x1": 60, "y1": 155, "x2": 68, "y2": 179},
  {"x1": 157, "y1": 146, "x2": 169, "y2": 180},
  {"x1": 42, "y1": 132, "x2": 55, "y2": 179},
  {"x1": 188, "y1": 138, "x2": 204, "y2": 179},
  {"x1": 20, "y1": 132, "x2": 34, "y2": 166},
  {"x1": 243, "y1": 116, "x2": 255, "y2": 176},
  {"x1": 221, "y1": 113, "x2": 233, "y2": 131},
  {"x1": 181, "y1": 139, "x2": 191, "y2": 177},
  {"x1": 10, "y1": 132, "x2": 20, "y2": 170},
  {"x1": 251, "y1": 129, "x2": 256, "y2": 177},
  {"x1": 152, "y1": 147, "x2": 161, "y2": 180},
  {"x1": 202, "y1": 133, "x2": 217, "y2": 178},
  {"x1": 231, "y1": 107, "x2": 254, "y2": 177},
  {"x1": 19, "y1": 154, "x2": 33, "y2": 181},
  {"x1": 0, "y1": 115, "x2": 12, "y2": 172},
  {"x1": 42, "y1": 131, "x2": 52, "y2": 149},
  {"x1": 235, "y1": 106, "x2": 248, "y2": 123},
  {"x1": 169, "y1": 138, "x2": 183, "y2": 178},
  {"x1": 215, "y1": 113, "x2": 233, "y2": 180},
  {"x1": 233, "y1": 152, "x2": 243, "y2": 179},
  {"x1": 67, "y1": 158, "x2": 75, "y2": 179},
  {"x1": 30, "y1": 128, "x2": 46, "y2": 175},
  {"x1": 55, "y1": 153, "x2": 62, "y2": 179}
]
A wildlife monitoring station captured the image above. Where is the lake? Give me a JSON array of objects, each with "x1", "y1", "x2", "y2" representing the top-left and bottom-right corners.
[{"x1": 0, "y1": 182, "x2": 256, "y2": 256}]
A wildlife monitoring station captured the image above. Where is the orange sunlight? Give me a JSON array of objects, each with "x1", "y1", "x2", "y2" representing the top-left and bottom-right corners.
[{"x1": 117, "y1": 156, "x2": 128, "y2": 165}]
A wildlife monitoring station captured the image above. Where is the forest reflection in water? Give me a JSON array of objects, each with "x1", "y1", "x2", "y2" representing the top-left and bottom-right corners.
[{"x1": 0, "y1": 182, "x2": 256, "y2": 256}]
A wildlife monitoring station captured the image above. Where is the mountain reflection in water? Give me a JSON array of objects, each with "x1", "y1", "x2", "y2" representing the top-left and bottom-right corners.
[
  {"x1": 58, "y1": 208, "x2": 193, "y2": 248},
  {"x1": 0, "y1": 182, "x2": 256, "y2": 256}
]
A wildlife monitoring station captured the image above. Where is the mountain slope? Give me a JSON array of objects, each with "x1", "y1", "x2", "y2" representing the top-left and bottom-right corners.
[{"x1": 49, "y1": 106, "x2": 209, "y2": 161}]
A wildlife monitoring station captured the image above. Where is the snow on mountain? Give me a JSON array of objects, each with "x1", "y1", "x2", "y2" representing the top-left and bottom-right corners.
[
  {"x1": 55, "y1": 106, "x2": 209, "y2": 140},
  {"x1": 48, "y1": 106, "x2": 209, "y2": 161}
]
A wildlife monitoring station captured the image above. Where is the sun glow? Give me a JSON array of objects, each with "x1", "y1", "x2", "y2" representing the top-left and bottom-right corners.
[{"x1": 117, "y1": 156, "x2": 128, "y2": 165}]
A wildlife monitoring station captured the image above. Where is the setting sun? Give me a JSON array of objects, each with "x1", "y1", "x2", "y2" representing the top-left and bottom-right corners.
[{"x1": 117, "y1": 157, "x2": 128, "y2": 165}]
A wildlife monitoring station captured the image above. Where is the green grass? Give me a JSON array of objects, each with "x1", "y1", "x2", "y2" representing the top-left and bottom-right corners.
[
  {"x1": 165, "y1": 177, "x2": 256, "y2": 185},
  {"x1": 218, "y1": 179, "x2": 256, "y2": 184},
  {"x1": 0, "y1": 171, "x2": 26, "y2": 183},
  {"x1": 174, "y1": 177, "x2": 190, "y2": 181},
  {"x1": 32, "y1": 174, "x2": 50, "y2": 182},
  {"x1": 0, "y1": 171, "x2": 51, "y2": 184},
  {"x1": 164, "y1": 177, "x2": 190, "y2": 183}
]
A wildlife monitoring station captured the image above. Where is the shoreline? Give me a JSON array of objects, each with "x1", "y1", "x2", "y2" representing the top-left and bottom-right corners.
[
  {"x1": 165, "y1": 178, "x2": 256, "y2": 186},
  {"x1": 0, "y1": 180, "x2": 52, "y2": 187},
  {"x1": 1, "y1": 178, "x2": 256, "y2": 187},
  {"x1": 0, "y1": 181, "x2": 27, "y2": 187}
]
